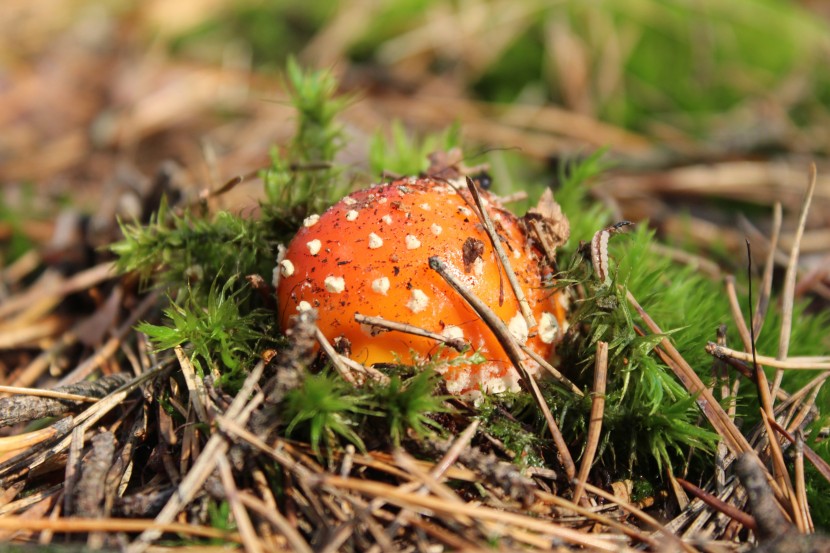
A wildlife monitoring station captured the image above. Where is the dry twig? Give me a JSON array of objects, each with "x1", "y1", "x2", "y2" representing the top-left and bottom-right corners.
[
  {"x1": 466, "y1": 177, "x2": 536, "y2": 328},
  {"x1": 354, "y1": 312, "x2": 468, "y2": 352}
]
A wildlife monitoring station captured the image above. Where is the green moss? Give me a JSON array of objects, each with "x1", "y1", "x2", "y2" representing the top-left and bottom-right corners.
[{"x1": 367, "y1": 369, "x2": 452, "y2": 446}]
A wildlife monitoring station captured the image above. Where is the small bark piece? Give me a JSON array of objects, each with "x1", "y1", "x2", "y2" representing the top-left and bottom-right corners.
[{"x1": 0, "y1": 373, "x2": 132, "y2": 428}]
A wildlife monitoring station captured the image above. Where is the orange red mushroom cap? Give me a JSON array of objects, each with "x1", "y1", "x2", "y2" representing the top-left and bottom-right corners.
[{"x1": 276, "y1": 178, "x2": 567, "y2": 395}]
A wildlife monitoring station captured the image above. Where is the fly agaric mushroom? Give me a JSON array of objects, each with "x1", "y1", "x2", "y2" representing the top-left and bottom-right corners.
[{"x1": 276, "y1": 177, "x2": 568, "y2": 395}]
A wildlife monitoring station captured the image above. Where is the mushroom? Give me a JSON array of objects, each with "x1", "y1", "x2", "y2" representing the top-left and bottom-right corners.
[{"x1": 276, "y1": 177, "x2": 568, "y2": 395}]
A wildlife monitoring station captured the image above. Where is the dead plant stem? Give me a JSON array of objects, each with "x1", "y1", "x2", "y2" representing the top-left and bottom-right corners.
[
  {"x1": 573, "y1": 340, "x2": 607, "y2": 507},
  {"x1": 774, "y1": 164, "x2": 818, "y2": 400}
]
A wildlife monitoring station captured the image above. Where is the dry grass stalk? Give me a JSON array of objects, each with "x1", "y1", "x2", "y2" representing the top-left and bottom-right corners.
[
  {"x1": 466, "y1": 176, "x2": 536, "y2": 328},
  {"x1": 759, "y1": 409, "x2": 802, "y2": 530},
  {"x1": 0, "y1": 417, "x2": 70, "y2": 457},
  {"x1": 648, "y1": 242, "x2": 722, "y2": 279},
  {"x1": 784, "y1": 378, "x2": 827, "y2": 435},
  {"x1": 3, "y1": 9, "x2": 830, "y2": 549},
  {"x1": 737, "y1": 215, "x2": 830, "y2": 300},
  {"x1": 0, "y1": 516, "x2": 243, "y2": 543},
  {"x1": 336, "y1": 354, "x2": 390, "y2": 385},
  {"x1": 0, "y1": 250, "x2": 40, "y2": 287},
  {"x1": 392, "y1": 450, "x2": 480, "y2": 532},
  {"x1": 0, "y1": 385, "x2": 99, "y2": 404},
  {"x1": 64, "y1": 426, "x2": 85, "y2": 516},
  {"x1": 0, "y1": 364, "x2": 164, "y2": 486},
  {"x1": 8, "y1": 331, "x2": 80, "y2": 390},
  {"x1": 126, "y1": 361, "x2": 265, "y2": 553},
  {"x1": 56, "y1": 291, "x2": 159, "y2": 387},
  {"x1": 0, "y1": 262, "x2": 114, "y2": 322},
  {"x1": 0, "y1": 483, "x2": 61, "y2": 521},
  {"x1": 793, "y1": 432, "x2": 814, "y2": 533},
  {"x1": 533, "y1": 488, "x2": 662, "y2": 549},
  {"x1": 216, "y1": 453, "x2": 264, "y2": 553},
  {"x1": 174, "y1": 345, "x2": 209, "y2": 424},
  {"x1": 362, "y1": 422, "x2": 482, "y2": 553},
  {"x1": 674, "y1": 476, "x2": 757, "y2": 531},
  {"x1": 238, "y1": 490, "x2": 314, "y2": 553},
  {"x1": 322, "y1": 475, "x2": 638, "y2": 552},
  {"x1": 518, "y1": 342, "x2": 583, "y2": 396},
  {"x1": 706, "y1": 344, "x2": 830, "y2": 370},
  {"x1": 725, "y1": 275, "x2": 753, "y2": 352},
  {"x1": 769, "y1": 419, "x2": 830, "y2": 485},
  {"x1": 314, "y1": 327, "x2": 359, "y2": 386},
  {"x1": 713, "y1": 325, "x2": 732, "y2": 494},
  {"x1": 582, "y1": 481, "x2": 698, "y2": 553},
  {"x1": 572, "y1": 340, "x2": 607, "y2": 506},
  {"x1": 627, "y1": 291, "x2": 753, "y2": 458},
  {"x1": 773, "y1": 164, "x2": 819, "y2": 401},
  {"x1": 0, "y1": 317, "x2": 66, "y2": 349}
]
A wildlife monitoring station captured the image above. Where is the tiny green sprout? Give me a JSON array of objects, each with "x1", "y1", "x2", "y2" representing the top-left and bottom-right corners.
[
  {"x1": 137, "y1": 276, "x2": 264, "y2": 384},
  {"x1": 283, "y1": 372, "x2": 374, "y2": 457},
  {"x1": 369, "y1": 369, "x2": 452, "y2": 446},
  {"x1": 262, "y1": 58, "x2": 351, "y2": 223},
  {"x1": 207, "y1": 500, "x2": 235, "y2": 534}
]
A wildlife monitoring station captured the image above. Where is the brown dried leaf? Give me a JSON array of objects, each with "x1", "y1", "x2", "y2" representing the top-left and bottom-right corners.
[{"x1": 524, "y1": 188, "x2": 570, "y2": 262}]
